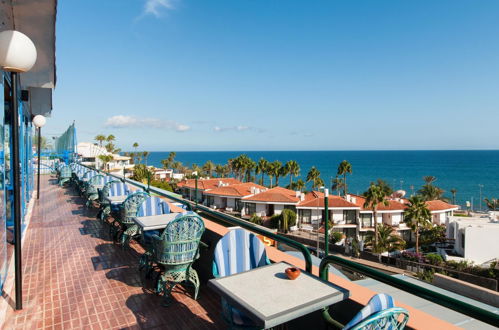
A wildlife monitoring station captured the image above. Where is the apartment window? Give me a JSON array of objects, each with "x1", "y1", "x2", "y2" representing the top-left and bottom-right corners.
[
  {"x1": 206, "y1": 196, "x2": 214, "y2": 206},
  {"x1": 284, "y1": 205, "x2": 296, "y2": 212},
  {"x1": 343, "y1": 210, "x2": 357, "y2": 224},
  {"x1": 299, "y1": 209, "x2": 312, "y2": 223},
  {"x1": 236, "y1": 200, "x2": 244, "y2": 211},
  {"x1": 461, "y1": 233, "x2": 465, "y2": 249},
  {"x1": 245, "y1": 203, "x2": 256, "y2": 216},
  {"x1": 360, "y1": 213, "x2": 373, "y2": 227}
]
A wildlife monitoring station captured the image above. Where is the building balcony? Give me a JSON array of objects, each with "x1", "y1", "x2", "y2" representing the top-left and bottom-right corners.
[{"x1": 0, "y1": 176, "x2": 496, "y2": 329}]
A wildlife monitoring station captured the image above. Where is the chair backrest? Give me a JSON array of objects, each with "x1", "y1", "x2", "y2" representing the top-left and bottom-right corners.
[
  {"x1": 60, "y1": 165, "x2": 72, "y2": 178},
  {"x1": 343, "y1": 294, "x2": 409, "y2": 330},
  {"x1": 88, "y1": 174, "x2": 106, "y2": 186},
  {"x1": 154, "y1": 211, "x2": 205, "y2": 265},
  {"x1": 121, "y1": 191, "x2": 150, "y2": 224},
  {"x1": 212, "y1": 228, "x2": 270, "y2": 278},
  {"x1": 137, "y1": 196, "x2": 170, "y2": 217},
  {"x1": 108, "y1": 182, "x2": 130, "y2": 197},
  {"x1": 82, "y1": 170, "x2": 97, "y2": 180}
]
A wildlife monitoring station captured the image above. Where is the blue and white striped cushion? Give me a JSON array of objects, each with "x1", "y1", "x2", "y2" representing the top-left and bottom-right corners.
[
  {"x1": 343, "y1": 293, "x2": 395, "y2": 330},
  {"x1": 137, "y1": 197, "x2": 170, "y2": 217},
  {"x1": 213, "y1": 228, "x2": 269, "y2": 277},
  {"x1": 109, "y1": 182, "x2": 130, "y2": 196}
]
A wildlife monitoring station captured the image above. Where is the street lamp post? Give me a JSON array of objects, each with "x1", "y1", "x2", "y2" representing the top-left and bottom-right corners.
[
  {"x1": 33, "y1": 115, "x2": 46, "y2": 199},
  {"x1": 479, "y1": 184, "x2": 484, "y2": 212},
  {"x1": 0, "y1": 30, "x2": 38, "y2": 310},
  {"x1": 324, "y1": 188, "x2": 329, "y2": 256}
]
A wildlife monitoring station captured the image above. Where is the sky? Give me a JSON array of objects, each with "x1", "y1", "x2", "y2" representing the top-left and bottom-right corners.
[{"x1": 47, "y1": 0, "x2": 499, "y2": 151}]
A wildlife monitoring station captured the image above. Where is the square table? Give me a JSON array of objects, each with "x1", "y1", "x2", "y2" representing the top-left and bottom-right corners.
[
  {"x1": 105, "y1": 195, "x2": 128, "y2": 204},
  {"x1": 208, "y1": 262, "x2": 349, "y2": 328},
  {"x1": 133, "y1": 213, "x2": 179, "y2": 231}
]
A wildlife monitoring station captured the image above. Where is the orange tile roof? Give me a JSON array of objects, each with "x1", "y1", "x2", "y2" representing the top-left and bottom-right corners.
[
  {"x1": 425, "y1": 200, "x2": 459, "y2": 211},
  {"x1": 297, "y1": 192, "x2": 359, "y2": 208},
  {"x1": 203, "y1": 182, "x2": 267, "y2": 197},
  {"x1": 177, "y1": 178, "x2": 241, "y2": 190},
  {"x1": 348, "y1": 194, "x2": 407, "y2": 211},
  {"x1": 242, "y1": 186, "x2": 301, "y2": 203}
]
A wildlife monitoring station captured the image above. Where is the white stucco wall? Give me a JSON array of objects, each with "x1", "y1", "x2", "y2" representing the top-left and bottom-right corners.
[{"x1": 463, "y1": 226, "x2": 499, "y2": 264}]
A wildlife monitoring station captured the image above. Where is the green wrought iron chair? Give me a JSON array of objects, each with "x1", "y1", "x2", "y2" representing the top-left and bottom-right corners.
[
  {"x1": 84, "y1": 174, "x2": 107, "y2": 207},
  {"x1": 116, "y1": 191, "x2": 150, "y2": 245},
  {"x1": 58, "y1": 165, "x2": 72, "y2": 186},
  {"x1": 141, "y1": 211, "x2": 205, "y2": 306},
  {"x1": 342, "y1": 293, "x2": 409, "y2": 330},
  {"x1": 97, "y1": 180, "x2": 124, "y2": 221}
]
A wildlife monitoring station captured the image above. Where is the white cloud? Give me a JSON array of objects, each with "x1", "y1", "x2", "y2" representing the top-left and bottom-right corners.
[
  {"x1": 143, "y1": 0, "x2": 174, "y2": 17},
  {"x1": 105, "y1": 115, "x2": 190, "y2": 132},
  {"x1": 213, "y1": 125, "x2": 266, "y2": 133}
]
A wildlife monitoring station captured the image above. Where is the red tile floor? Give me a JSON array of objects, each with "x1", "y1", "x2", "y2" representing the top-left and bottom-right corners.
[{"x1": 3, "y1": 176, "x2": 223, "y2": 329}]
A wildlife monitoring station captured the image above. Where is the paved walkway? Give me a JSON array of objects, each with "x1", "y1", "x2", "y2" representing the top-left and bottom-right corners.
[{"x1": 3, "y1": 176, "x2": 223, "y2": 329}]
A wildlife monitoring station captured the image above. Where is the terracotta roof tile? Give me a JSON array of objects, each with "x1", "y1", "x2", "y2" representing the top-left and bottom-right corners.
[
  {"x1": 242, "y1": 186, "x2": 301, "y2": 203},
  {"x1": 203, "y1": 182, "x2": 267, "y2": 197},
  {"x1": 425, "y1": 200, "x2": 459, "y2": 211},
  {"x1": 177, "y1": 178, "x2": 241, "y2": 190},
  {"x1": 297, "y1": 192, "x2": 359, "y2": 208}
]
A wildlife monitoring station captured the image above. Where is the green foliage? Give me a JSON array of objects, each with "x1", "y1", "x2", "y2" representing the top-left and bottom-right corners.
[
  {"x1": 417, "y1": 269, "x2": 435, "y2": 283},
  {"x1": 249, "y1": 213, "x2": 263, "y2": 225},
  {"x1": 98, "y1": 154, "x2": 114, "y2": 171},
  {"x1": 404, "y1": 195, "x2": 432, "y2": 254},
  {"x1": 269, "y1": 209, "x2": 297, "y2": 232},
  {"x1": 484, "y1": 198, "x2": 499, "y2": 210},
  {"x1": 420, "y1": 225, "x2": 446, "y2": 246},
  {"x1": 425, "y1": 253, "x2": 444, "y2": 266},
  {"x1": 149, "y1": 179, "x2": 175, "y2": 192},
  {"x1": 337, "y1": 160, "x2": 352, "y2": 195},
  {"x1": 306, "y1": 166, "x2": 323, "y2": 189},
  {"x1": 132, "y1": 164, "x2": 153, "y2": 183},
  {"x1": 330, "y1": 231, "x2": 344, "y2": 244},
  {"x1": 364, "y1": 224, "x2": 406, "y2": 253}
]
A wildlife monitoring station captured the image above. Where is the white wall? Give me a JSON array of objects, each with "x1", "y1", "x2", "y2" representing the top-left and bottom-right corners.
[
  {"x1": 332, "y1": 210, "x2": 343, "y2": 223},
  {"x1": 464, "y1": 226, "x2": 499, "y2": 264},
  {"x1": 382, "y1": 213, "x2": 403, "y2": 226}
]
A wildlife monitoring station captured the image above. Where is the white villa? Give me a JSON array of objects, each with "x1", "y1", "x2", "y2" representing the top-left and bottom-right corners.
[
  {"x1": 240, "y1": 186, "x2": 303, "y2": 218},
  {"x1": 77, "y1": 142, "x2": 132, "y2": 172},
  {"x1": 177, "y1": 178, "x2": 241, "y2": 203},
  {"x1": 445, "y1": 214, "x2": 499, "y2": 265},
  {"x1": 203, "y1": 182, "x2": 267, "y2": 212}
]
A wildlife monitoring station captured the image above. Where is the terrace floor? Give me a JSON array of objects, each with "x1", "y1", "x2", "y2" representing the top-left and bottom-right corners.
[{"x1": 2, "y1": 176, "x2": 224, "y2": 329}]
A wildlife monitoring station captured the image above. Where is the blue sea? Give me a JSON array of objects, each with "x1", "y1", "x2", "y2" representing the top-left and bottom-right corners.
[{"x1": 145, "y1": 150, "x2": 499, "y2": 210}]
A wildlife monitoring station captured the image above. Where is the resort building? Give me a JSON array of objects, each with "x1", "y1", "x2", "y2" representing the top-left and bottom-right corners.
[
  {"x1": 445, "y1": 215, "x2": 499, "y2": 265},
  {"x1": 203, "y1": 182, "x2": 267, "y2": 212},
  {"x1": 77, "y1": 142, "x2": 132, "y2": 172},
  {"x1": 177, "y1": 178, "x2": 241, "y2": 203},
  {"x1": 295, "y1": 191, "x2": 359, "y2": 237},
  {"x1": 426, "y1": 200, "x2": 460, "y2": 225},
  {"x1": 241, "y1": 186, "x2": 303, "y2": 218}
]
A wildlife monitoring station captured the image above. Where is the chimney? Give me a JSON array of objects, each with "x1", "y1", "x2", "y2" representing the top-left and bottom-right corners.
[
  {"x1": 300, "y1": 193, "x2": 305, "y2": 201},
  {"x1": 295, "y1": 191, "x2": 301, "y2": 197},
  {"x1": 345, "y1": 194, "x2": 351, "y2": 202},
  {"x1": 352, "y1": 197, "x2": 357, "y2": 204},
  {"x1": 218, "y1": 180, "x2": 223, "y2": 187}
]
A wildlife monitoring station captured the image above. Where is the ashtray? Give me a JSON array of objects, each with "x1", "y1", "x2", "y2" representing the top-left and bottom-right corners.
[{"x1": 285, "y1": 267, "x2": 301, "y2": 280}]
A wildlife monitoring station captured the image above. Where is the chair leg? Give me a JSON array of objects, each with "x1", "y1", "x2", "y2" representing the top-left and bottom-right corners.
[{"x1": 187, "y1": 268, "x2": 200, "y2": 300}]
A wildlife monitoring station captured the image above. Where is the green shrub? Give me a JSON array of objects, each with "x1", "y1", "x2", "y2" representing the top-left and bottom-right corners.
[
  {"x1": 330, "y1": 231, "x2": 343, "y2": 244},
  {"x1": 150, "y1": 180, "x2": 174, "y2": 192},
  {"x1": 269, "y1": 209, "x2": 297, "y2": 232},
  {"x1": 425, "y1": 253, "x2": 443, "y2": 265},
  {"x1": 249, "y1": 213, "x2": 263, "y2": 225}
]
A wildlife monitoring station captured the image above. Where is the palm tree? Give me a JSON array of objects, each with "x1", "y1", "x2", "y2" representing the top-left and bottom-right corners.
[
  {"x1": 293, "y1": 179, "x2": 305, "y2": 192},
  {"x1": 142, "y1": 151, "x2": 150, "y2": 165},
  {"x1": 484, "y1": 198, "x2": 499, "y2": 211},
  {"x1": 286, "y1": 160, "x2": 300, "y2": 186},
  {"x1": 94, "y1": 134, "x2": 106, "y2": 147},
  {"x1": 374, "y1": 179, "x2": 393, "y2": 196},
  {"x1": 404, "y1": 195, "x2": 432, "y2": 254},
  {"x1": 277, "y1": 162, "x2": 288, "y2": 186},
  {"x1": 337, "y1": 160, "x2": 353, "y2": 195},
  {"x1": 331, "y1": 176, "x2": 345, "y2": 196},
  {"x1": 203, "y1": 160, "x2": 215, "y2": 177},
  {"x1": 423, "y1": 176, "x2": 437, "y2": 184},
  {"x1": 106, "y1": 134, "x2": 116, "y2": 143},
  {"x1": 133, "y1": 142, "x2": 139, "y2": 151},
  {"x1": 364, "y1": 224, "x2": 406, "y2": 253},
  {"x1": 363, "y1": 183, "x2": 389, "y2": 252},
  {"x1": 450, "y1": 188, "x2": 457, "y2": 205},
  {"x1": 266, "y1": 161, "x2": 282, "y2": 188},
  {"x1": 418, "y1": 184, "x2": 446, "y2": 201},
  {"x1": 191, "y1": 164, "x2": 202, "y2": 176},
  {"x1": 214, "y1": 164, "x2": 224, "y2": 178},
  {"x1": 98, "y1": 154, "x2": 114, "y2": 171},
  {"x1": 306, "y1": 166, "x2": 322, "y2": 189},
  {"x1": 255, "y1": 158, "x2": 269, "y2": 186}
]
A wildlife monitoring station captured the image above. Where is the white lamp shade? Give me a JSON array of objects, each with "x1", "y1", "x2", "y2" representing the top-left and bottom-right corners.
[
  {"x1": 33, "y1": 115, "x2": 46, "y2": 128},
  {"x1": 0, "y1": 30, "x2": 37, "y2": 73}
]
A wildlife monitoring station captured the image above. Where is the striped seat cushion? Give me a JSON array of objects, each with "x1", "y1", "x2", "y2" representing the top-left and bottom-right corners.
[
  {"x1": 343, "y1": 293, "x2": 395, "y2": 330},
  {"x1": 108, "y1": 182, "x2": 130, "y2": 197},
  {"x1": 137, "y1": 197, "x2": 170, "y2": 217},
  {"x1": 213, "y1": 228, "x2": 269, "y2": 277}
]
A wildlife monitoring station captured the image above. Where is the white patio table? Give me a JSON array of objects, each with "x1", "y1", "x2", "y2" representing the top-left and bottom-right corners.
[{"x1": 208, "y1": 261, "x2": 349, "y2": 329}]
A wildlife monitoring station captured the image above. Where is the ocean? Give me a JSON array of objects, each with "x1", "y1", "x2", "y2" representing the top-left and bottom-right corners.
[{"x1": 144, "y1": 150, "x2": 499, "y2": 210}]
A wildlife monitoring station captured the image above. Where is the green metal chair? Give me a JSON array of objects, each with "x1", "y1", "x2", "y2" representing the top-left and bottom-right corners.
[
  {"x1": 141, "y1": 211, "x2": 205, "y2": 306},
  {"x1": 58, "y1": 165, "x2": 72, "y2": 186},
  {"x1": 117, "y1": 191, "x2": 150, "y2": 245},
  {"x1": 84, "y1": 174, "x2": 107, "y2": 207},
  {"x1": 97, "y1": 179, "x2": 123, "y2": 221}
]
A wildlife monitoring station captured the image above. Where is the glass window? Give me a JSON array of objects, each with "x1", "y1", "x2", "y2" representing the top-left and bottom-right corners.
[
  {"x1": 343, "y1": 210, "x2": 357, "y2": 224},
  {"x1": 299, "y1": 209, "x2": 311, "y2": 223},
  {"x1": 245, "y1": 203, "x2": 256, "y2": 216},
  {"x1": 360, "y1": 213, "x2": 373, "y2": 227}
]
